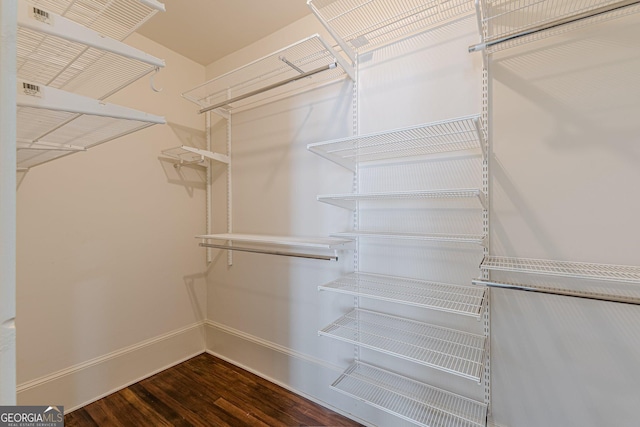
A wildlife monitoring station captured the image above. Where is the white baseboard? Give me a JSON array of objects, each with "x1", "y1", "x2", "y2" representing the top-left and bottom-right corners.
[
  {"x1": 18, "y1": 321, "x2": 206, "y2": 412},
  {"x1": 204, "y1": 320, "x2": 416, "y2": 427}
]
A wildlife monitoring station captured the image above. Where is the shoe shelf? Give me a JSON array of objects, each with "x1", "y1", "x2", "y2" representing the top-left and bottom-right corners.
[{"x1": 317, "y1": 189, "x2": 486, "y2": 210}]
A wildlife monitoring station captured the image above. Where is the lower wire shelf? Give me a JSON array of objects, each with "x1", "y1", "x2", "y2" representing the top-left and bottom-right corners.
[
  {"x1": 319, "y1": 272, "x2": 486, "y2": 318},
  {"x1": 332, "y1": 362, "x2": 487, "y2": 427},
  {"x1": 320, "y1": 309, "x2": 486, "y2": 382}
]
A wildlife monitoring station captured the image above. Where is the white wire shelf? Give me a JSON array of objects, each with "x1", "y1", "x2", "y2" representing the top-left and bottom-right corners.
[
  {"x1": 307, "y1": 115, "x2": 484, "y2": 171},
  {"x1": 319, "y1": 273, "x2": 486, "y2": 318},
  {"x1": 320, "y1": 309, "x2": 486, "y2": 381},
  {"x1": 161, "y1": 146, "x2": 230, "y2": 166},
  {"x1": 471, "y1": 0, "x2": 640, "y2": 53},
  {"x1": 182, "y1": 34, "x2": 354, "y2": 114},
  {"x1": 31, "y1": 0, "x2": 164, "y2": 41},
  {"x1": 17, "y1": 81, "x2": 165, "y2": 169},
  {"x1": 318, "y1": 189, "x2": 486, "y2": 210},
  {"x1": 332, "y1": 362, "x2": 487, "y2": 427},
  {"x1": 332, "y1": 231, "x2": 486, "y2": 245},
  {"x1": 481, "y1": 256, "x2": 640, "y2": 284},
  {"x1": 308, "y1": 0, "x2": 475, "y2": 62},
  {"x1": 17, "y1": 0, "x2": 165, "y2": 100},
  {"x1": 196, "y1": 233, "x2": 353, "y2": 250}
]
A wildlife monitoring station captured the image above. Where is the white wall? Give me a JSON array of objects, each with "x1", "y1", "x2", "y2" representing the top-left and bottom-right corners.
[
  {"x1": 16, "y1": 33, "x2": 207, "y2": 410},
  {"x1": 204, "y1": 12, "x2": 484, "y2": 426},
  {"x1": 489, "y1": 13, "x2": 640, "y2": 427}
]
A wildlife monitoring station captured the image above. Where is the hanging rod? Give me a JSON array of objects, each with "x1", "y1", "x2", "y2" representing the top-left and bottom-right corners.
[
  {"x1": 198, "y1": 62, "x2": 337, "y2": 114},
  {"x1": 469, "y1": 0, "x2": 640, "y2": 52},
  {"x1": 472, "y1": 279, "x2": 640, "y2": 306},
  {"x1": 199, "y1": 243, "x2": 338, "y2": 261}
]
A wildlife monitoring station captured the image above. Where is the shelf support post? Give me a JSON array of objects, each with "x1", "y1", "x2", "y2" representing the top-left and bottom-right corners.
[{"x1": 0, "y1": 0, "x2": 18, "y2": 406}]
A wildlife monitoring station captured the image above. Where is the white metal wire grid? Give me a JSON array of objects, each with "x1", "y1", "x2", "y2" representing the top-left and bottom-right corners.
[
  {"x1": 481, "y1": 0, "x2": 627, "y2": 42},
  {"x1": 318, "y1": 189, "x2": 486, "y2": 210},
  {"x1": 333, "y1": 231, "x2": 486, "y2": 245},
  {"x1": 481, "y1": 256, "x2": 640, "y2": 284},
  {"x1": 182, "y1": 35, "x2": 348, "y2": 111},
  {"x1": 332, "y1": 362, "x2": 487, "y2": 427},
  {"x1": 320, "y1": 309, "x2": 486, "y2": 381},
  {"x1": 307, "y1": 115, "x2": 483, "y2": 166},
  {"x1": 197, "y1": 233, "x2": 353, "y2": 249},
  {"x1": 31, "y1": 0, "x2": 162, "y2": 40},
  {"x1": 17, "y1": 27, "x2": 156, "y2": 99},
  {"x1": 318, "y1": 272, "x2": 486, "y2": 317},
  {"x1": 17, "y1": 107, "x2": 153, "y2": 168},
  {"x1": 161, "y1": 146, "x2": 204, "y2": 164},
  {"x1": 309, "y1": 0, "x2": 474, "y2": 55}
]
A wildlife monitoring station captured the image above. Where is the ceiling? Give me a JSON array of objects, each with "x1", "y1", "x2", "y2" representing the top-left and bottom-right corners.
[{"x1": 136, "y1": 0, "x2": 312, "y2": 66}]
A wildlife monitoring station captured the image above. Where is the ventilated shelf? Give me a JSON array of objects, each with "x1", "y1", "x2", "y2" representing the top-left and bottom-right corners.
[
  {"x1": 318, "y1": 189, "x2": 486, "y2": 210},
  {"x1": 307, "y1": 115, "x2": 484, "y2": 171},
  {"x1": 471, "y1": 0, "x2": 640, "y2": 53},
  {"x1": 320, "y1": 309, "x2": 486, "y2": 381},
  {"x1": 332, "y1": 231, "x2": 485, "y2": 245},
  {"x1": 182, "y1": 34, "x2": 354, "y2": 115},
  {"x1": 481, "y1": 256, "x2": 640, "y2": 284},
  {"x1": 161, "y1": 146, "x2": 229, "y2": 166},
  {"x1": 17, "y1": 0, "x2": 165, "y2": 100},
  {"x1": 332, "y1": 362, "x2": 487, "y2": 427},
  {"x1": 31, "y1": 0, "x2": 165, "y2": 41},
  {"x1": 308, "y1": 0, "x2": 475, "y2": 62},
  {"x1": 319, "y1": 273, "x2": 486, "y2": 318},
  {"x1": 17, "y1": 81, "x2": 165, "y2": 169}
]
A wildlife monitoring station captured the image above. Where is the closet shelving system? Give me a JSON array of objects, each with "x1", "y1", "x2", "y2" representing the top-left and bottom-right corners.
[
  {"x1": 182, "y1": 34, "x2": 355, "y2": 262},
  {"x1": 307, "y1": 1, "x2": 488, "y2": 426},
  {"x1": 469, "y1": 0, "x2": 640, "y2": 308},
  {"x1": 16, "y1": 0, "x2": 166, "y2": 171}
]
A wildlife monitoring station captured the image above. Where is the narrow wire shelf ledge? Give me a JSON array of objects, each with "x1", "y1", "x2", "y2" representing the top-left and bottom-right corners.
[
  {"x1": 320, "y1": 308, "x2": 486, "y2": 382},
  {"x1": 319, "y1": 272, "x2": 486, "y2": 318},
  {"x1": 332, "y1": 362, "x2": 487, "y2": 427},
  {"x1": 17, "y1": 0, "x2": 165, "y2": 100},
  {"x1": 182, "y1": 35, "x2": 354, "y2": 115},
  {"x1": 317, "y1": 189, "x2": 486, "y2": 210},
  {"x1": 307, "y1": 115, "x2": 484, "y2": 171},
  {"x1": 481, "y1": 256, "x2": 640, "y2": 284},
  {"x1": 332, "y1": 231, "x2": 486, "y2": 246},
  {"x1": 308, "y1": 0, "x2": 476, "y2": 62},
  {"x1": 161, "y1": 146, "x2": 229, "y2": 166}
]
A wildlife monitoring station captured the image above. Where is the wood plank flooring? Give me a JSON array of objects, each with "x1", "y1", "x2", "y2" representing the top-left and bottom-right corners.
[{"x1": 65, "y1": 353, "x2": 363, "y2": 427}]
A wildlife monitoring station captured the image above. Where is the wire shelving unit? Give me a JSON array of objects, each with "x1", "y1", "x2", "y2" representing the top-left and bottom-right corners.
[
  {"x1": 307, "y1": 115, "x2": 484, "y2": 171},
  {"x1": 319, "y1": 272, "x2": 486, "y2": 318},
  {"x1": 481, "y1": 256, "x2": 640, "y2": 284},
  {"x1": 332, "y1": 362, "x2": 487, "y2": 427},
  {"x1": 332, "y1": 231, "x2": 486, "y2": 245},
  {"x1": 470, "y1": 0, "x2": 640, "y2": 53},
  {"x1": 307, "y1": 0, "x2": 476, "y2": 62},
  {"x1": 161, "y1": 146, "x2": 230, "y2": 167},
  {"x1": 318, "y1": 189, "x2": 486, "y2": 210},
  {"x1": 320, "y1": 309, "x2": 486, "y2": 381},
  {"x1": 182, "y1": 34, "x2": 354, "y2": 115}
]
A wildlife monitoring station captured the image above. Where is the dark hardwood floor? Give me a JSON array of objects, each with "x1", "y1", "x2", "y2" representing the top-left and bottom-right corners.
[{"x1": 65, "y1": 353, "x2": 363, "y2": 427}]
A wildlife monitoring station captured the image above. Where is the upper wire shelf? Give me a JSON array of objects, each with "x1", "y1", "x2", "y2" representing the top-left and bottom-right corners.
[
  {"x1": 470, "y1": 0, "x2": 640, "y2": 53},
  {"x1": 320, "y1": 308, "x2": 486, "y2": 382},
  {"x1": 319, "y1": 272, "x2": 486, "y2": 318},
  {"x1": 17, "y1": 81, "x2": 165, "y2": 169},
  {"x1": 31, "y1": 0, "x2": 165, "y2": 41},
  {"x1": 18, "y1": 0, "x2": 165, "y2": 100},
  {"x1": 332, "y1": 362, "x2": 487, "y2": 427},
  {"x1": 182, "y1": 35, "x2": 354, "y2": 115},
  {"x1": 308, "y1": 0, "x2": 476, "y2": 62},
  {"x1": 307, "y1": 115, "x2": 484, "y2": 171},
  {"x1": 318, "y1": 189, "x2": 486, "y2": 210},
  {"x1": 481, "y1": 256, "x2": 640, "y2": 284}
]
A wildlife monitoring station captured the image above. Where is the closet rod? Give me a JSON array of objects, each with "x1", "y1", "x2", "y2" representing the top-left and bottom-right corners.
[
  {"x1": 469, "y1": 0, "x2": 640, "y2": 52},
  {"x1": 199, "y1": 243, "x2": 338, "y2": 261},
  {"x1": 472, "y1": 279, "x2": 640, "y2": 306},
  {"x1": 199, "y1": 63, "x2": 337, "y2": 114}
]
